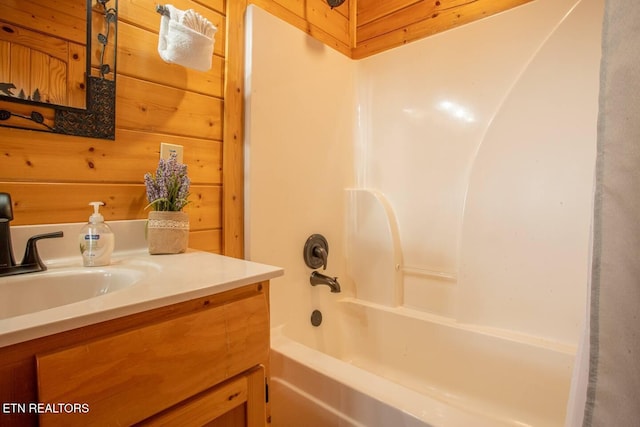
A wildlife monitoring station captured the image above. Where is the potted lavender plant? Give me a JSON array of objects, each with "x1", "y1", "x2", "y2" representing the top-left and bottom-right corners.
[{"x1": 144, "y1": 152, "x2": 191, "y2": 254}]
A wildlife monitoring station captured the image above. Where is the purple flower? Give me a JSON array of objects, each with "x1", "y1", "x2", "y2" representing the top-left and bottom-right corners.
[{"x1": 144, "y1": 152, "x2": 190, "y2": 211}]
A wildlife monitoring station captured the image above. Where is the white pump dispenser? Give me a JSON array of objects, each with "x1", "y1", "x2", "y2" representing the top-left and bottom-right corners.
[{"x1": 79, "y1": 202, "x2": 115, "y2": 266}]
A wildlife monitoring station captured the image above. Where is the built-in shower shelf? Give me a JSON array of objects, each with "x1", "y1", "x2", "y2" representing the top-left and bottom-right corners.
[{"x1": 401, "y1": 265, "x2": 457, "y2": 282}]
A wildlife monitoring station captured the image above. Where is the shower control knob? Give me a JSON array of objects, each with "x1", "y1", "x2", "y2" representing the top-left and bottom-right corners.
[
  {"x1": 303, "y1": 234, "x2": 329, "y2": 270},
  {"x1": 313, "y1": 246, "x2": 328, "y2": 269}
]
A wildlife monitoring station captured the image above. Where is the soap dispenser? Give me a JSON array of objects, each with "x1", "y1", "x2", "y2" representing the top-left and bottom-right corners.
[{"x1": 79, "y1": 202, "x2": 115, "y2": 267}]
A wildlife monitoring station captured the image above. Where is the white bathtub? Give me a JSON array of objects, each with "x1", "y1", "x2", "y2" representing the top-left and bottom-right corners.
[{"x1": 269, "y1": 298, "x2": 575, "y2": 427}]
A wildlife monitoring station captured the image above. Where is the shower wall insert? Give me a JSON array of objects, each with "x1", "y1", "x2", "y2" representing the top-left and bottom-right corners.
[{"x1": 245, "y1": 0, "x2": 603, "y2": 425}]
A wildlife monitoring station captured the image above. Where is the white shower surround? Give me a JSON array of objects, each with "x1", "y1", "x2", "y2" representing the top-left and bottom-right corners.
[
  {"x1": 245, "y1": 0, "x2": 602, "y2": 424},
  {"x1": 354, "y1": 0, "x2": 601, "y2": 344}
]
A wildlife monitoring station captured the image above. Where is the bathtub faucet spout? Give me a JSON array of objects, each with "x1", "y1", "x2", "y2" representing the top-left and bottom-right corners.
[{"x1": 310, "y1": 271, "x2": 341, "y2": 293}]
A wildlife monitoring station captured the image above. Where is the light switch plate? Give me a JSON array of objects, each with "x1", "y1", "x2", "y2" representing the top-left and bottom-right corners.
[{"x1": 160, "y1": 143, "x2": 184, "y2": 163}]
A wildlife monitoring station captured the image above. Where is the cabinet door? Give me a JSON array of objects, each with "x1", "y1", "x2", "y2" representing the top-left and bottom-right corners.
[
  {"x1": 137, "y1": 366, "x2": 265, "y2": 427},
  {"x1": 37, "y1": 292, "x2": 269, "y2": 426}
]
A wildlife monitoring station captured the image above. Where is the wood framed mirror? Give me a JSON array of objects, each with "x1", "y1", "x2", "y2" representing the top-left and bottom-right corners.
[{"x1": 0, "y1": 0, "x2": 117, "y2": 140}]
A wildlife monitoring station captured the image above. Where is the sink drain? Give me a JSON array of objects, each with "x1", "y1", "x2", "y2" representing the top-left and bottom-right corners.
[{"x1": 310, "y1": 310, "x2": 322, "y2": 327}]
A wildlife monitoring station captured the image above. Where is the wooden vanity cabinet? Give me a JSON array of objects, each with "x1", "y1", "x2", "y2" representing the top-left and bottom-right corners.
[{"x1": 0, "y1": 281, "x2": 271, "y2": 427}]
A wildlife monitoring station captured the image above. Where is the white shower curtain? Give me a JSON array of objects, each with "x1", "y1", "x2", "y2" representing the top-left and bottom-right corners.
[{"x1": 578, "y1": 0, "x2": 640, "y2": 424}]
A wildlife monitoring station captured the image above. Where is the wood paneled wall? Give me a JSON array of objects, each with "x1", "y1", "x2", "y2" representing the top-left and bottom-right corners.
[
  {"x1": 1, "y1": 0, "x2": 225, "y2": 254},
  {"x1": 0, "y1": 0, "x2": 531, "y2": 258},
  {"x1": 352, "y1": 0, "x2": 534, "y2": 58},
  {"x1": 243, "y1": 0, "x2": 534, "y2": 60}
]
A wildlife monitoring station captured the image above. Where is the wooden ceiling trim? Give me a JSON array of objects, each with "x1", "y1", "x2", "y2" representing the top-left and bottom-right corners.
[
  {"x1": 353, "y1": 0, "x2": 534, "y2": 58},
  {"x1": 357, "y1": 0, "x2": 422, "y2": 27}
]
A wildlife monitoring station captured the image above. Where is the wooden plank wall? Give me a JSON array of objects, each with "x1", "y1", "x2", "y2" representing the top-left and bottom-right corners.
[
  {"x1": 1, "y1": 0, "x2": 225, "y2": 254},
  {"x1": 352, "y1": 0, "x2": 534, "y2": 58},
  {"x1": 1, "y1": 0, "x2": 530, "y2": 257}
]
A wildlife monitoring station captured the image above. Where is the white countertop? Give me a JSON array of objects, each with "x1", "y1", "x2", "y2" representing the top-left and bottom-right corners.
[{"x1": 0, "y1": 220, "x2": 283, "y2": 348}]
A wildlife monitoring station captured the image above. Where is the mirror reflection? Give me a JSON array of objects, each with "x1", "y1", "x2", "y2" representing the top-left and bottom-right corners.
[
  {"x1": 0, "y1": 0, "x2": 117, "y2": 140},
  {"x1": 0, "y1": 0, "x2": 87, "y2": 109}
]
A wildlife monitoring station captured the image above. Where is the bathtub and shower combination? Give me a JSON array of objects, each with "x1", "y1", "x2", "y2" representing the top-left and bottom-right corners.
[
  {"x1": 244, "y1": 0, "x2": 601, "y2": 424},
  {"x1": 270, "y1": 300, "x2": 574, "y2": 427},
  {"x1": 268, "y1": 191, "x2": 576, "y2": 427}
]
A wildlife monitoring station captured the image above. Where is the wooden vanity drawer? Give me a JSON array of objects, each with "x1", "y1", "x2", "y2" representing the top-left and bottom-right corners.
[
  {"x1": 137, "y1": 365, "x2": 265, "y2": 427},
  {"x1": 36, "y1": 291, "x2": 269, "y2": 426}
]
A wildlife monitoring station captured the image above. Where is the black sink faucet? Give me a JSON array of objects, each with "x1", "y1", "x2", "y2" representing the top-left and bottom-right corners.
[
  {"x1": 0, "y1": 193, "x2": 64, "y2": 277},
  {"x1": 0, "y1": 193, "x2": 16, "y2": 269}
]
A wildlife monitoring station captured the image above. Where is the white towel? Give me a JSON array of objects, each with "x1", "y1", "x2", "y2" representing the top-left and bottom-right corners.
[{"x1": 157, "y1": 4, "x2": 217, "y2": 72}]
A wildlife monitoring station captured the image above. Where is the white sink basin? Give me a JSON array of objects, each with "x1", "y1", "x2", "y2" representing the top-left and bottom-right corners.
[{"x1": 0, "y1": 267, "x2": 146, "y2": 320}]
